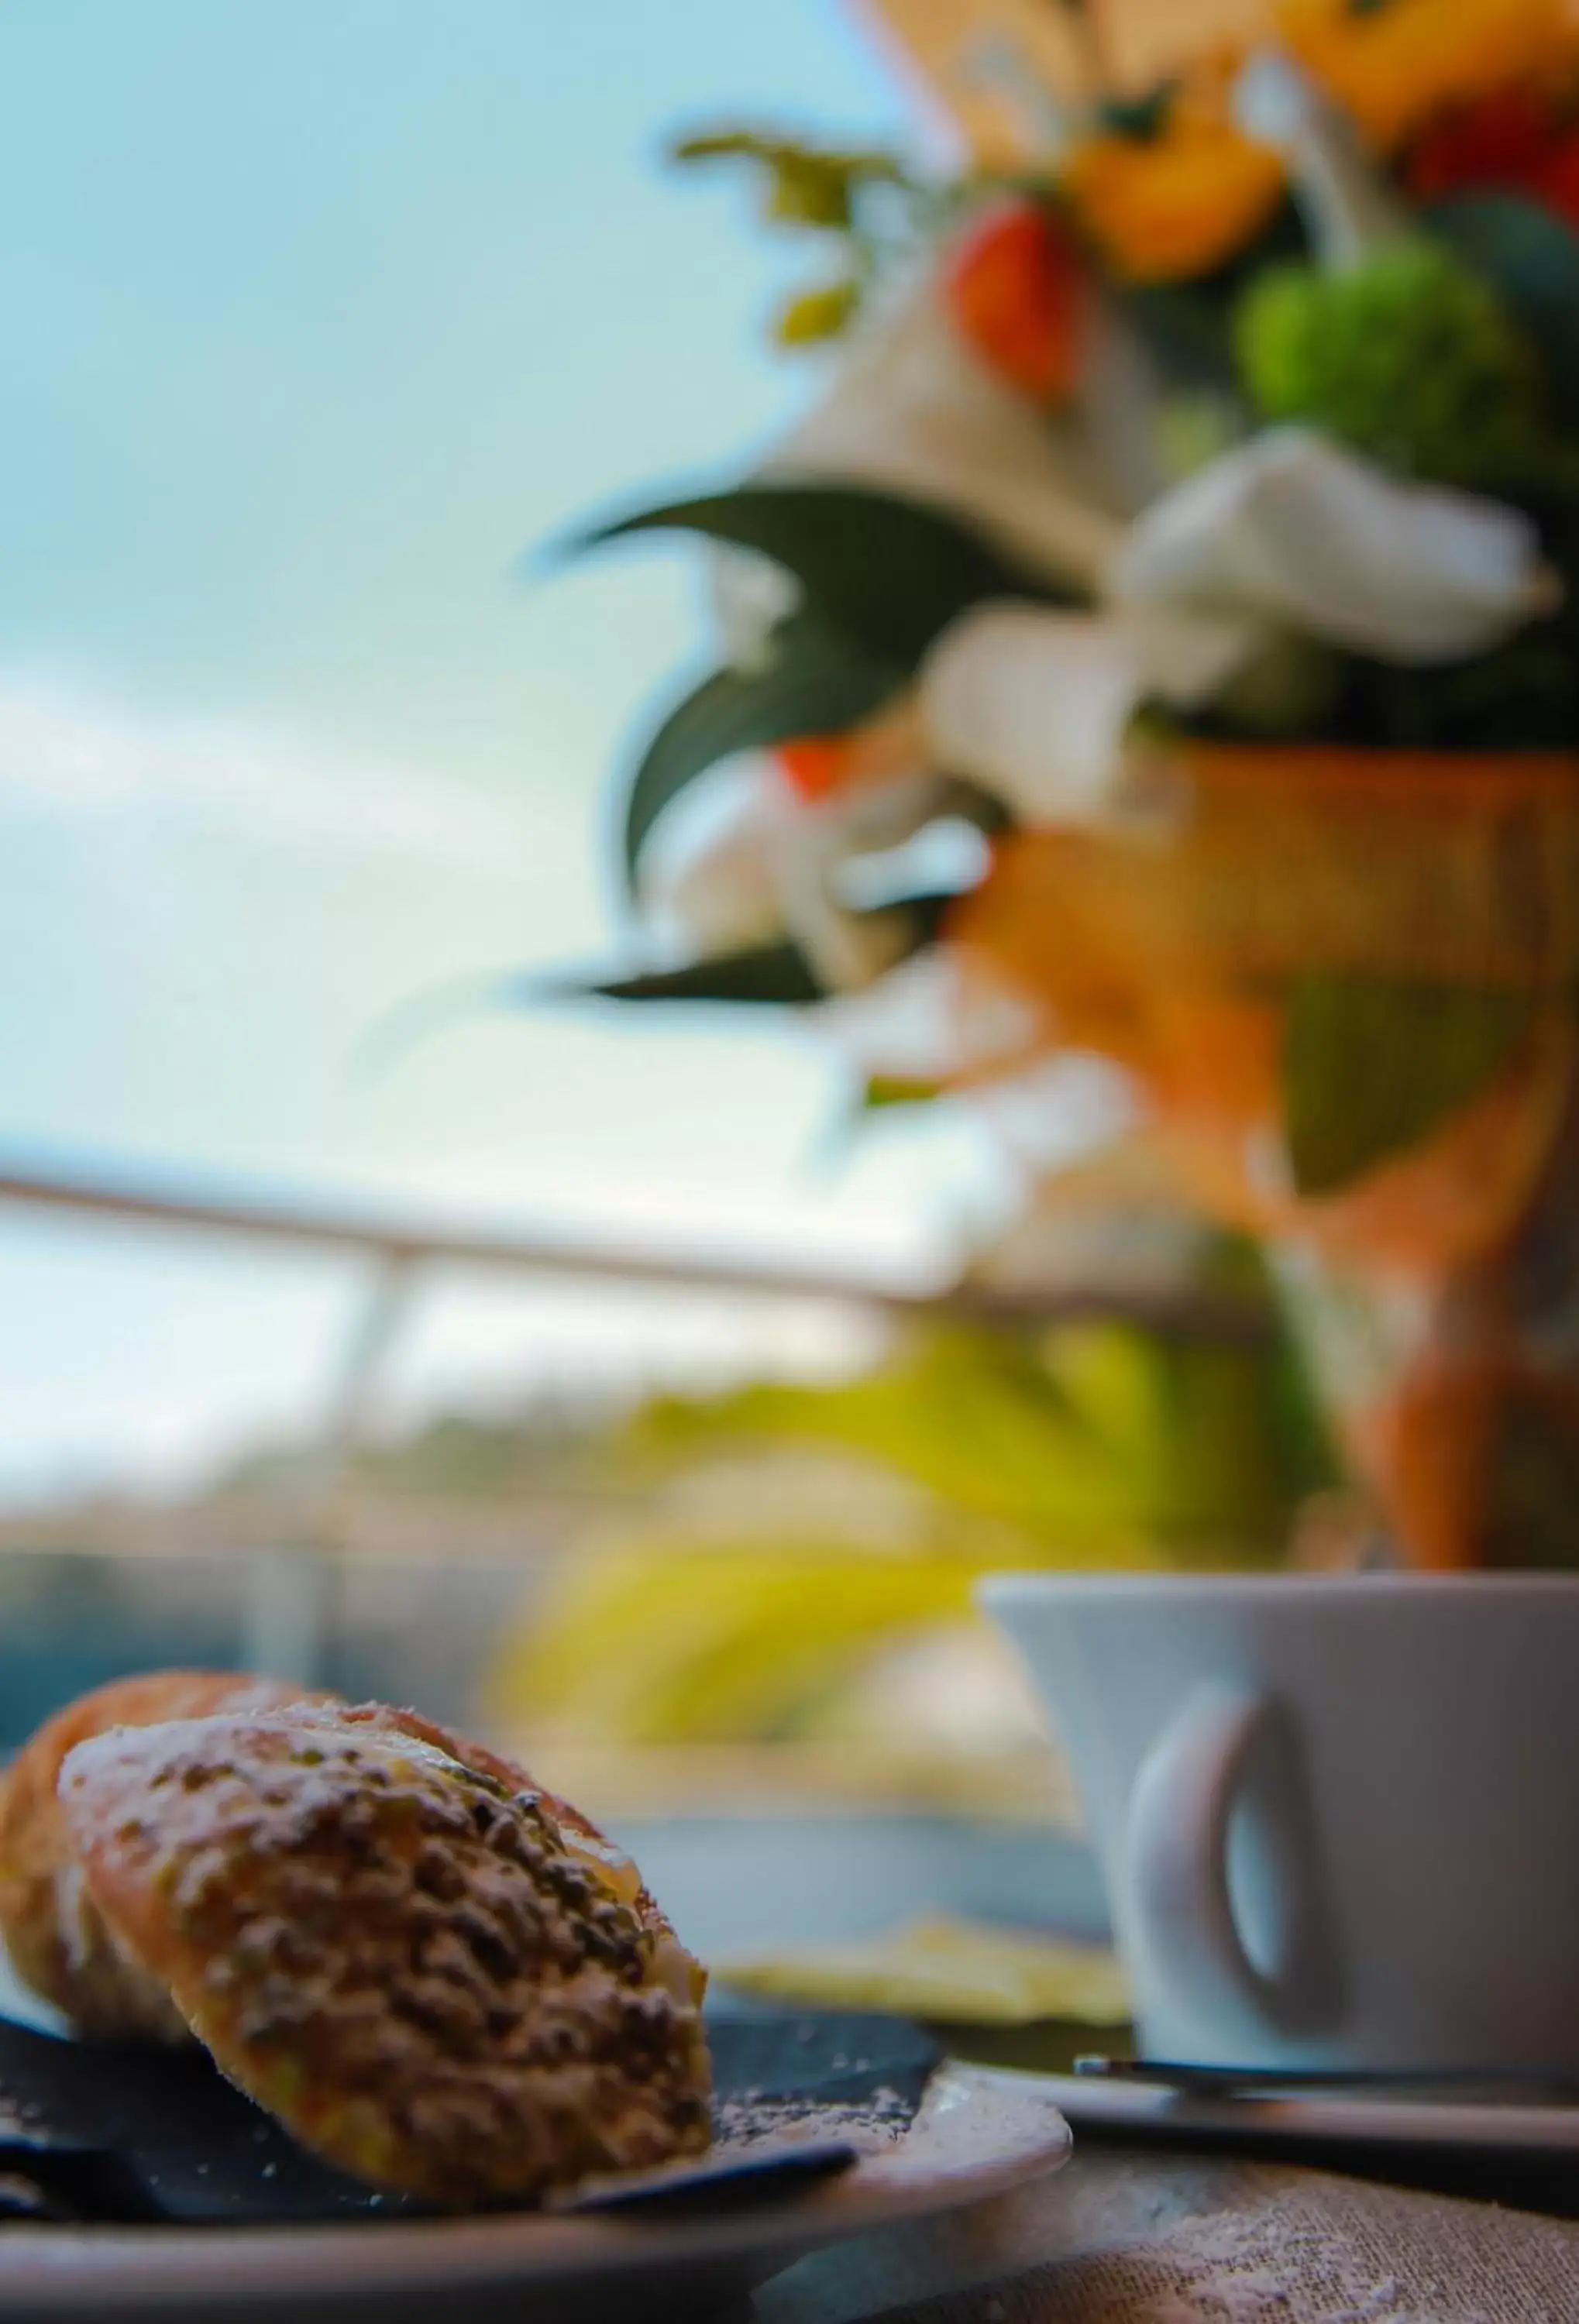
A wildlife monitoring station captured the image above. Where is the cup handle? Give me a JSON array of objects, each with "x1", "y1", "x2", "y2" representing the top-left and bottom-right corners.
[{"x1": 1123, "y1": 1682, "x2": 1276, "y2": 2039}]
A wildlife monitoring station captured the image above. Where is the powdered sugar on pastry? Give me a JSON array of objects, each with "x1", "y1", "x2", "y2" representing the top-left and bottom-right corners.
[{"x1": 57, "y1": 1713, "x2": 711, "y2": 2206}]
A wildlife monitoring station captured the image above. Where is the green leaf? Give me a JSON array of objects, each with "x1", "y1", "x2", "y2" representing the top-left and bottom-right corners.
[
  {"x1": 565, "y1": 942, "x2": 824, "y2": 1007},
  {"x1": 669, "y1": 128, "x2": 767, "y2": 163},
  {"x1": 1282, "y1": 974, "x2": 1531, "y2": 1197},
  {"x1": 762, "y1": 151, "x2": 853, "y2": 229},
  {"x1": 622, "y1": 615, "x2": 904, "y2": 890},
  {"x1": 775, "y1": 278, "x2": 862, "y2": 346},
  {"x1": 817, "y1": 1072, "x2": 948, "y2": 1168},
  {"x1": 1428, "y1": 194, "x2": 1579, "y2": 409},
  {"x1": 621, "y1": 1310, "x2": 1311, "y2": 1560},
  {"x1": 861, "y1": 1073, "x2": 947, "y2": 1112},
  {"x1": 1098, "y1": 84, "x2": 1175, "y2": 143},
  {"x1": 576, "y1": 481, "x2": 1074, "y2": 665},
  {"x1": 1118, "y1": 284, "x2": 1237, "y2": 394},
  {"x1": 538, "y1": 892, "x2": 958, "y2": 1012}
]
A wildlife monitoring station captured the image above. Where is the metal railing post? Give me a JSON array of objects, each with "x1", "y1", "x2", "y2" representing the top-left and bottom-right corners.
[{"x1": 241, "y1": 1252, "x2": 418, "y2": 1686}]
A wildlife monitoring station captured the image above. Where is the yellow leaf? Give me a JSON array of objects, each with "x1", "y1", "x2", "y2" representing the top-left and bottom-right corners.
[
  {"x1": 721, "y1": 1915, "x2": 1129, "y2": 2027},
  {"x1": 775, "y1": 280, "x2": 861, "y2": 346}
]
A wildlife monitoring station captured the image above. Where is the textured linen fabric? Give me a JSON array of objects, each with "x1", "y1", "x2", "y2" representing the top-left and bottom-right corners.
[{"x1": 760, "y1": 2147, "x2": 1579, "y2": 2324}]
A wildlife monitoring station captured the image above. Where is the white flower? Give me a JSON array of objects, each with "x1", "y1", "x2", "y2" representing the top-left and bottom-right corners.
[
  {"x1": 707, "y1": 549, "x2": 801, "y2": 673},
  {"x1": 642, "y1": 768, "x2": 790, "y2": 957},
  {"x1": 821, "y1": 947, "x2": 1042, "y2": 1082},
  {"x1": 645, "y1": 759, "x2": 953, "y2": 994},
  {"x1": 778, "y1": 767, "x2": 956, "y2": 992},
  {"x1": 1234, "y1": 50, "x2": 1408, "y2": 269},
  {"x1": 911, "y1": 429, "x2": 1555, "y2": 827},
  {"x1": 765, "y1": 275, "x2": 1140, "y2": 589},
  {"x1": 918, "y1": 604, "x2": 1212, "y2": 831},
  {"x1": 1113, "y1": 428, "x2": 1557, "y2": 664}
]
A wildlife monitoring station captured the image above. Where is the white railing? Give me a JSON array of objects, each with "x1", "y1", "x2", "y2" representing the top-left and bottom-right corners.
[
  {"x1": 0, "y1": 1151, "x2": 1265, "y2": 1679},
  {"x1": 0, "y1": 1153, "x2": 1267, "y2": 1325}
]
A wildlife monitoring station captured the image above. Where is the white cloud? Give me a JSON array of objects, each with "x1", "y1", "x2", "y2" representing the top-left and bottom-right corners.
[{"x1": 0, "y1": 667, "x2": 528, "y2": 869}]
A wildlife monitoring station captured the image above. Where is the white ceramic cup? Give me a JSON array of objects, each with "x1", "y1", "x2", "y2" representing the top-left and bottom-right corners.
[{"x1": 980, "y1": 1573, "x2": 1579, "y2": 2074}]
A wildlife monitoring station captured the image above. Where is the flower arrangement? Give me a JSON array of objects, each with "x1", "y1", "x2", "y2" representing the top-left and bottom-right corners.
[{"x1": 546, "y1": 0, "x2": 1579, "y2": 1571}]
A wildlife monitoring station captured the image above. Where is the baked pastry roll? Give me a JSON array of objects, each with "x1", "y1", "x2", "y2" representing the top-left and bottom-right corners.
[{"x1": 1, "y1": 1675, "x2": 710, "y2": 2205}]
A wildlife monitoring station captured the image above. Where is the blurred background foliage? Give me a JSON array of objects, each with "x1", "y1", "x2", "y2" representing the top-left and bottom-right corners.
[{"x1": 486, "y1": 1238, "x2": 1336, "y2": 1759}]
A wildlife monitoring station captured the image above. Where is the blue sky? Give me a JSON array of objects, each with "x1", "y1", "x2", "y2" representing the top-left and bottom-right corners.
[{"x1": 0, "y1": 0, "x2": 1009, "y2": 1496}]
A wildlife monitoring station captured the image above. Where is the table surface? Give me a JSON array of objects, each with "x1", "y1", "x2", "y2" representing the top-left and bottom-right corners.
[{"x1": 752, "y1": 2135, "x2": 1579, "y2": 2324}]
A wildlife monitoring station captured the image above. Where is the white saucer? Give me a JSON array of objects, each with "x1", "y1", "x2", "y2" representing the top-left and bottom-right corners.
[{"x1": 996, "y1": 2064, "x2": 1579, "y2": 2160}]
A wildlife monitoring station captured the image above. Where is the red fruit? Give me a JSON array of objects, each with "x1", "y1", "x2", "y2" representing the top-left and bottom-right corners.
[
  {"x1": 1405, "y1": 81, "x2": 1579, "y2": 230},
  {"x1": 1406, "y1": 83, "x2": 1567, "y2": 203},
  {"x1": 943, "y1": 201, "x2": 1085, "y2": 405},
  {"x1": 776, "y1": 736, "x2": 856, "y2": 801},
  {"x1": 1535, "y1": 130, "x2": 1579, "y2": 225}
]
